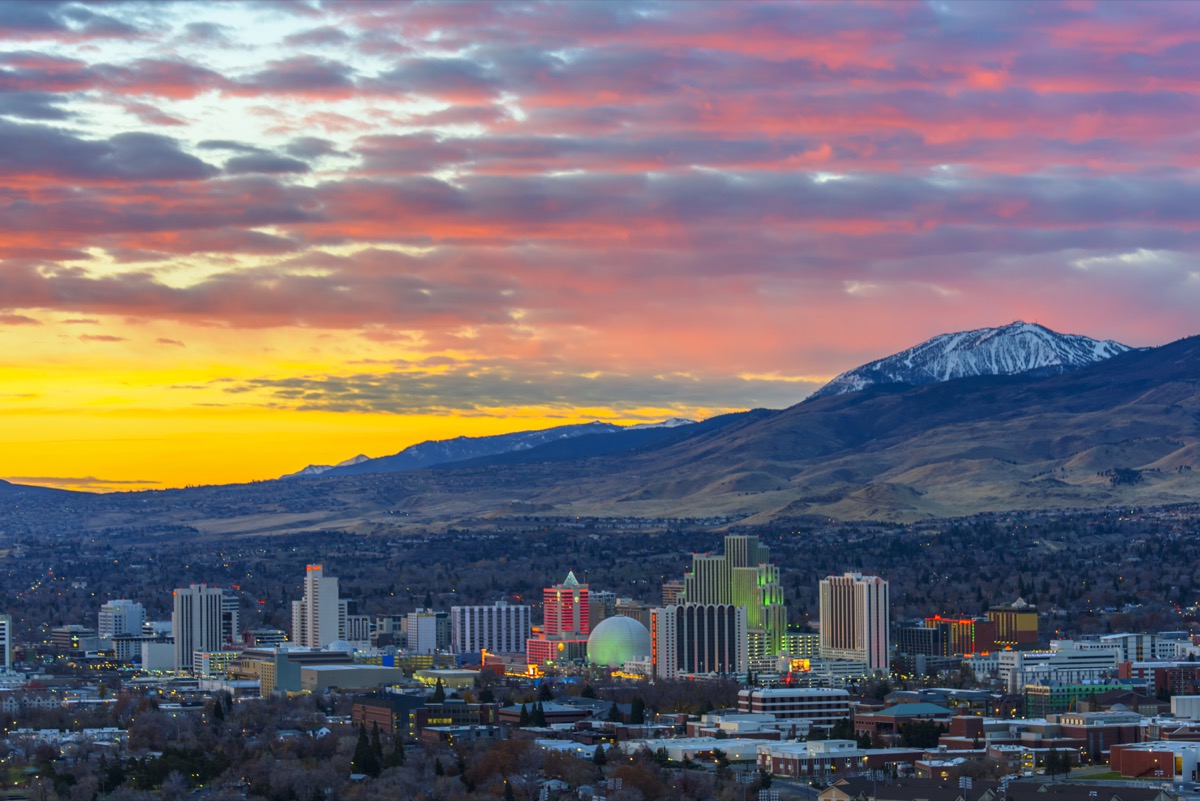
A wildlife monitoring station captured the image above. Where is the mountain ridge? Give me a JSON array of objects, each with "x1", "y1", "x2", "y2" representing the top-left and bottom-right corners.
[{"x1": 809, "y1": 321, "x2": 1132, "y2": 400}]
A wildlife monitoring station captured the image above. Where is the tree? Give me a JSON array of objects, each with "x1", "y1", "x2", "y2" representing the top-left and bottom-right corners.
[
  {"x1": 593, "y1": 744, "x2": 607, "y2": 766},
  {"x1": 759, "y1": 768, "x2": 773, "y2": 789},
  {"x1": 607, "y1": 702, "x2": 622, "y2": 722},
  {"x1": 630, "y1": 696, "x2": 646, "y2": 725},
  {"x1": 539, "y1": 681, "x2": 554, "y2": 702},
  {"x1": 581, "y1": 684, "x2": 597, "y2": 699},
  {"x1": 532, "y1": 701, "x2": 547, "y2": 727},
  {"x1": 504, "y1": 779, "x2": 516, "y2": 801},
  {"x1": 424, "y1": 591, "x2": 433, "y2": 609},
  {"x1": 351, "y1": 723, "x2": 380, "y2": 777},
  {"x1": 432, "y1": 678, "x2": 446, "y2": 703},
  {"x1": 387, "y1": 735, "x2": 406, "y2": 768},
  {"x1": 480, "y1": 686, "x2": 495, "y2": 704},
  {"x1": 518, "y1": 703, "x2": 531, "y2": 726},
  {"x1": 434, "y1": 757, "x2": 445, "y2": 776},
  {"x1": 370, "y1": 722, "x2": 384, "y2": 767}
]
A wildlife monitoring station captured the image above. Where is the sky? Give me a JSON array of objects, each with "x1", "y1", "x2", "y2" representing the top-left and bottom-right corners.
[{"x1": 2, "y1": 0, "x2": 1199, "y2": 492}]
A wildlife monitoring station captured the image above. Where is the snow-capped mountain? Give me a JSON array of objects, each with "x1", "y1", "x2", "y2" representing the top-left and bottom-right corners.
[
  {"x1": 809, "y1": 321, "x2": 1132, "y2": 400},
  {"x1": 279, "y1": 454, "x2": 370, "y2": 480},
  {"x1": 281, "y1": 419, "x2": 695, "y2": 480}
]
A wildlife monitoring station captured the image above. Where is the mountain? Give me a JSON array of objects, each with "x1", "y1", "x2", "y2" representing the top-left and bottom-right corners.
[
  {"x1": 310, "y1": 419, "x2": 695, "y2": 479},
  {"x1": 9, "y1": 332, "x2": 1200, "y2": 536},
  {"x1": 280, "y1": 454, "x2": 370, "y2": 480},
  {"x1": 809, "y1": 321, "x2": 1131, "y2": 400},
  {"x1": 0, "y1": 478, "x2": 83, "y2": 497}
]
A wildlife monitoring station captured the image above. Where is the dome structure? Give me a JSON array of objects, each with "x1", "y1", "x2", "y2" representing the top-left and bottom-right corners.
[{"x1": 586, "y1": 615, "x2": 651, "y2": 668}]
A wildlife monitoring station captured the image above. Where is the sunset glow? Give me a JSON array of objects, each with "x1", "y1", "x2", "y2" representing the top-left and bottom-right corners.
[{"x1": 2, "y1": 0, "x2": 1198, "y2": 490}]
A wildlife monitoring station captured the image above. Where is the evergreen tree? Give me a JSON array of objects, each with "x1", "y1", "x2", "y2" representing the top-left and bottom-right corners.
[
  {"x1": 210, "y1": 699, "x2": 224, "y2": 726},
  {"x1": 593, "y1": 744, "x2": 607, "y2": 766},
  {"x1": 504, "y1": 779, "x2": 517, "y2": 801},
  {"x1": 630, "y1": 696, "x2": 646, "y2": 725},
  {"x1": 424, "y1": 591, "x2": 433, "y2": 609},
  {"x1": 370, "y1": 722, "x2": 384, "y2": 766},
  {"x1": 607, "y1": 702, "x2": 621, "y2": 722},
  {"x1": 581, "y1": 684, "x2": 597, "y2": 699},
  {"x1": 434, "y1": 757, "x2": 445, "y2": 776},
  {"x1": 533, "y1": 700, "x2": 547, "y2": 727},
  {"x1": 480, "y1": 686, "x2": 495, "y2": 704},
  {"x1": 519, "y1": 703, "x2": 531, "y2": 726},
  {"x1": 352, "y1": 723, "x2": 381, "y2": 777},
  {"x1": 539, "y1": 681, "x2": 554, "y2": 701},
  {"x1": 432, "y1": 678, "x2": 446, "y2": 702},
  {"x1": 387, "y1": 735, "x2": 406, "y2": 768}
]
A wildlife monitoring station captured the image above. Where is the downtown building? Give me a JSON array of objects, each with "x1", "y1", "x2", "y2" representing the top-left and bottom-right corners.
[
  {"x1": 172, "y1": 584, "x2": 239, "y2": 672},
  {"x1": 683, "y1": 534, "x2": 787, "y2": 659},
  {"x1": 650, "y1": 603, "x2": 748, "y2": 679},
  {"x1": 450, "y1": 601, "x2": 531, "y2": 655},
  {"x1": 98, "y1": 599, "x2": 146, "y2": 640},
  {"x1": 527, "y1": 571, "x2": 590, "y2": 667},
  {"x1": 0, "y1": 614, "x2": 11, "y2": 674},
  {"x1": 818, "y1": 572, "x2": 890, "y2": 672},
  {"x1": 291, "y1": 565, "x2": 348, "y2": 649}
]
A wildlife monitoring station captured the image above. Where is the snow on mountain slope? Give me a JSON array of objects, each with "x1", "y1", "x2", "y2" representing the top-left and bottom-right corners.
[
  {"x1": 279, "y1": 420, "x2": 694, "y2": 480},
  {"x1": 809, "y1": 322, "x2": 1132, "y2": 400}
]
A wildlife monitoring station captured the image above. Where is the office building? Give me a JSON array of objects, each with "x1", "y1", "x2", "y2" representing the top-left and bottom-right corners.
[
  {"x1": 683, "y1": 535, "x2": 787, "y2": 659},
  {"x1": 406, "y1": 609, "x2": 450, "y2": 654},
  {"x1": 0, "y1": 614, "x2": 11, "y2": 673},
  {"x1": 589, "y1": 591, "x2": 617, "y2": 628},
  {"x1": 291, "y1": 565, "x2": 347, "y2": 649},
  {"x1": 737, "y1": 687, "x2": 851, "y2": 728},
  {"x1": 450, "y1": 601, "x2": 531, "y2": 655},
  {"x1": 650, "y1": 603, "x2": 748, "y2": 679},
  {"x1": 818, "y1": 572, "x2": 889, "y2": 671},
  {"x1": 662, "y1": 579, "x2": 686, "y2": 607},
  {"x1": 173, "y1": 584, "x2": 239, "y2": 672},
  {"x1": 98, "y1": 599, "x2": 146, "y2": 640}
]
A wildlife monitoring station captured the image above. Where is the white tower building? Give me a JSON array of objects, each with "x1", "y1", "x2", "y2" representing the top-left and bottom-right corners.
[
  {"x1": 818, "y1": 572, "x2": 890, "y2": 671},
  {"x1": 98, "y1": 599, "x2": 146, "y2": 639},
  {"x1": 291, "y1": 565, "x2": 347, "y2": 648}
]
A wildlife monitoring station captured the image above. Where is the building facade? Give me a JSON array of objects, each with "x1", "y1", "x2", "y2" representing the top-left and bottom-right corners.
[
  {"x1": 450, "y1": 601, "x2": 531, "y2": 655},
  {"x1": 98, "y1": 599, "x2": 146, "y2": 640},
  {"x1": 684, "y1": 534, "x2": 787, "y2": 659},
  {"x1": 651, "y1": 603, "x2": 748, "y2": 679},
  {"x1": 172, "y1": 584, "x2": 239, "y2": 672},
  {"x1": 819, "y1": 572, "x2": 890, "y2": 671},
  {"x1": 290, "y1": 565, "x2": 347, "y2": 649}
]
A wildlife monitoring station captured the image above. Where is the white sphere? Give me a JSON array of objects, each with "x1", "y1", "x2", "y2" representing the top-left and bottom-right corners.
[{"x1": 587, "y1": 615, "x2": 651, "y2": 668}]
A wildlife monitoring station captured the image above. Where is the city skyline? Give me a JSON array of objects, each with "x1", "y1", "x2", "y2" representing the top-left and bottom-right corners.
[{"x1": 3, "y1": 0, "x2": 1199, "y2": 490}]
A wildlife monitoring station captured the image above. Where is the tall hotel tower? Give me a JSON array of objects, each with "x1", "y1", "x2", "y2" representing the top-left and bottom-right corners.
[
  {"x1": 527, "y1": 571, "x2": 590, "y2": 666},
  {"x1": 291, "y1": 565, "x2": 347, "y2": 648},
  {"x1": 818, "y1": 572, "x2": 890, "y2": 671},
  {"x1": 683, "y1": 535, "x2": 787, "y2": 659},
  {"x1": 173, "y1": 584, "x2": 239, "y2": 671}
]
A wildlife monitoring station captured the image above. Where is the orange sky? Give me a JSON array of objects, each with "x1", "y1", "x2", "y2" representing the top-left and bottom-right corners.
[{"x1": 1, "y1": 1, "x2": 1198, "y2": 490}]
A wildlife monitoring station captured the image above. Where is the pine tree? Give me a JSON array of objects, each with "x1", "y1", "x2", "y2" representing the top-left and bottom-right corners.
[
  {"x1": 593, "y1": 744, "x2": 607, "y2": 765},
  {"x1": 539, "y1": 681, "x2": 554, "y2": 701},
  {"x1": 387, "y1": 735, "x2": 406, "y2": 767},
  {"x1": 424, "y1": 591, "x2": 433, "y2": 609},
  {"x1": 504, "y1": 779, "x2": 517, "y2": 801},
  {"x1": 519, "y1": 703, "x2": 531, "y2": 726},
  {"x1": 210, "y1": 698, "x2": 224, "y2": 726},
  {"x1": 533, "y1": 700, "x2": 547, "y2": 727},
  {"x1": 607, "y1": 702, "x2": 621, "y2": 722},
  {"x1": 630, "y1": 696, "x2": 646, "y2": 725},
  {"x1": 370, "y1": 722, "x2": 384, "y2": 767},
  {"x1": 352, "y1": 723, "x2": 381, "y2": 777},
  {"x1": 432, "y1": 678, "x2": 446, "y2": 703},
  {"x1": 434, "y1": 757, "x2": 445, "y2": 776}
]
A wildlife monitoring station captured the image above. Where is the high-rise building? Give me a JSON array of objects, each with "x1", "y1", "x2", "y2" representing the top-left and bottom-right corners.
[
  {"x1": 526, "y1": 571, "x2": 590, "y2": 667},
  {"x1": 988, "y1": 598, "x2": 1039, "y2": 651},
  {"x1": 98, "y1": 599, "x2": 146, "y2": 640},
  {"x1": 173, "y1": 584, "x2": 239, "y2": 672},
  {"x1": 543, "y1": 571, "x2": 589, "y2": 637},
  {"x1": 291, "y1": 565, "x2": 348, "y2": 648},
  {"x1": 662, "y1": 579, "x2": 686, "y2": 607},
  {"x1": 683, "y1": 535, "x2": 787, "y2": 658},
  {"x1": 818, "y1": 572, "x2": 889, "y2": 671},
  {"x1": 588, "y1": 591, "x2": 617, "y2": 629},
  {"x1": 650, "y1": 604, "x2": 748, "y2": 679},
  {"x1": 451, "y1": 601, "x2": 531, "y2": 655},
  {"x1": 406, "y1": 609, "x2": 450, "y2": 654},
  {"x1": 0, "y1": 614, "x2": 12, "y2": 673}
]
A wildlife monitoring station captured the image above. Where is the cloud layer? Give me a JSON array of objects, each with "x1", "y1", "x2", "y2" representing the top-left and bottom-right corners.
[{"x1": 2, "y1": 0, "x2": 1199, "y2": 486}]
